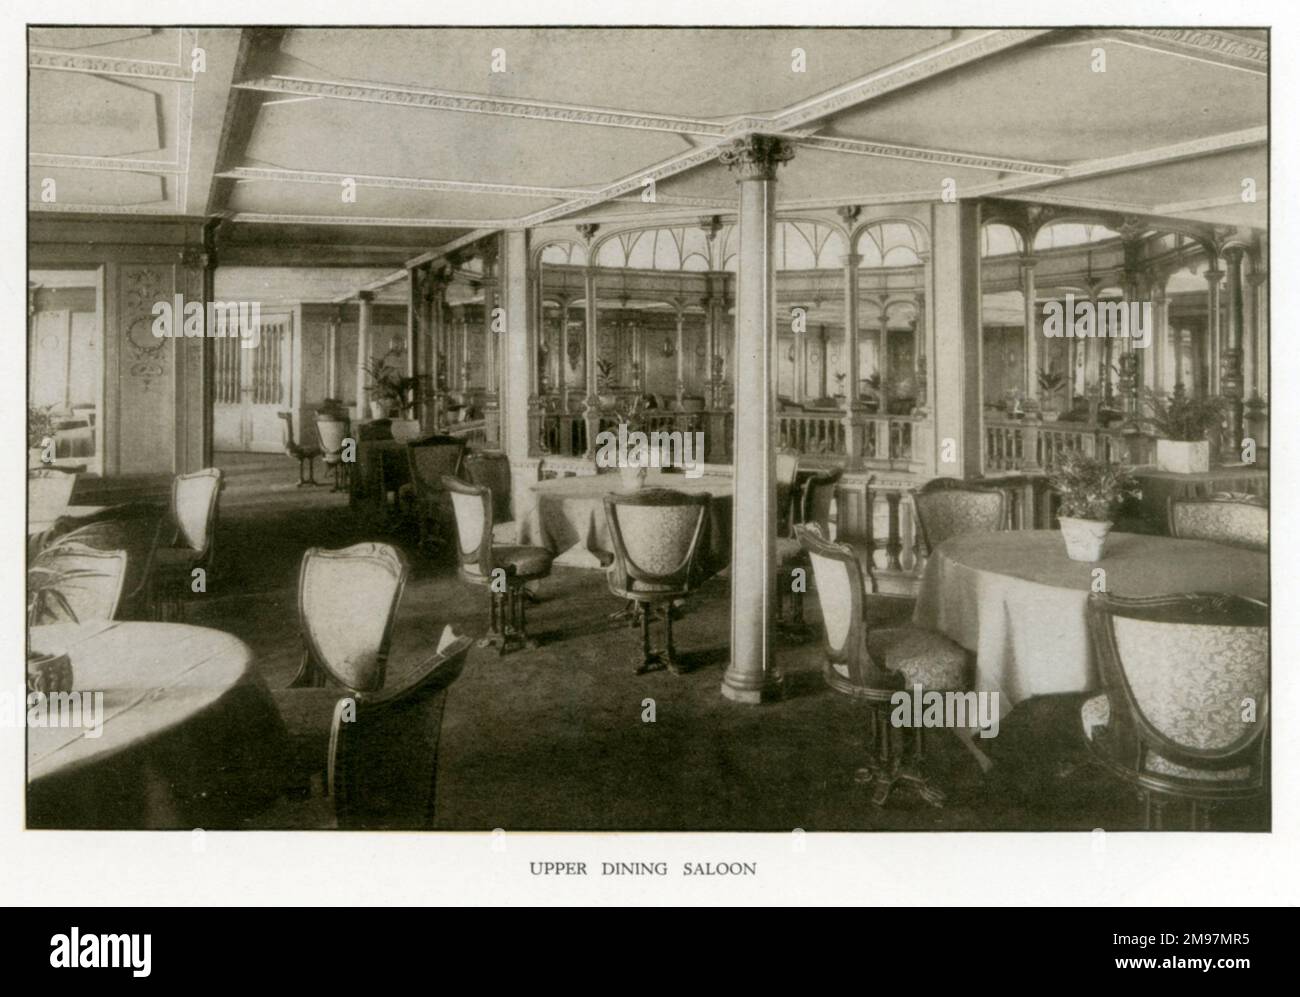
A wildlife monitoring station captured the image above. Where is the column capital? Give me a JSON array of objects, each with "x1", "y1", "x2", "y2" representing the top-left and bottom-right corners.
[
  {"x1": 841, "y1": 253, "x2": 861, "y2": 269},
  {"x1": 718, "y1": 134, "x2": 795, "y2": 182},
  {"x1": 1018, "y1": 254, "x2": 1038, "y2": 271},
  {"x1": 1224, "y1": 245, "x2": 1247, "y2": 265},
  {"x1": 1203, "y1": 268, "x2": 1225, "y2": 285},
  {"x1": 357, "y1": 290, "x2": 375, "y2": 303}
]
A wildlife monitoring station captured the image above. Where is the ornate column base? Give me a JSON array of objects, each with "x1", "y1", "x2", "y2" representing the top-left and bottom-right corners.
[{"x1": 720, "y1": 666, "x2": 785, "y2": 705}]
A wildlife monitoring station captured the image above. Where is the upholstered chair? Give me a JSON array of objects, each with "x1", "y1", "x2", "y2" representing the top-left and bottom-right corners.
[
  {"x1": 44, "y1": 503, "x2": 165, "y2": 620},
  {"x1": 404, "y1": 435, "x2": 468, "y2": 552},
  {"x1": 278, "y1": 411, "x2": 322, "y2": 486},
  {"x1": 315, "y1": 415, "x2": 352, "y2": 493},
  {"x1": 28, "y1": 468, "x2": 77, "y2": 529},
  {"x1": 1167, "y1": 496, "x2": 1268, "y2": 552},
  {"x1": 913, "y1": 477, "x2": 1007, "y2": 553},
  {"x1": 153, "y1": 468, "x2": 223, "y2": 620},
  {"x1": 266, "y1": 628, "x2": 472, "y2": 829},
  {"x1": 28, "y1": 544, "x2": 128, "y2": 627},
  {"x1": 289, "y1": 542, "x2": 409, "y2": 693},
  {"x1": 463, "y1": 450, "x2": 519, "y2": 545},
  {"x1": 775, "y1": 467, "x2": 843, "y2": 638},
  {"x1": 798, "y1": 522, "x2": 968, "y2": 807},
  {"x1": 603, "y1": 488, "x2": 711, "y2": 675},
  {"x1": 775, "y1": 447, "x2": 801, "y2": 535},
  {"x1": 1080, "y1": 592, "x2": 1269, "y2": 830},
  {"x1": 444, "y1": 475, "x2": 553, "y2": 654}
]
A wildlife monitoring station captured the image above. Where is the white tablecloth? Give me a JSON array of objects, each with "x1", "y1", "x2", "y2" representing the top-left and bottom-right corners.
[{"x1": 913, "y1": 530, "x2": 1267, "y2": 714}]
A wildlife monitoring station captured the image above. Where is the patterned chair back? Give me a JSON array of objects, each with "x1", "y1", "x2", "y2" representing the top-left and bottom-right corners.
[
  {"x1": 406, "y1": 435, "x2": 467, "y2": 500},
  {"x1": 29, "y1": 543, "x2": 128, "y2": 625},
  {"x1": 299, "y1": 543, "x2": 409, "y2": 692},
  {"x1": 172, "y1": 468, "x2": 223, "y2": 558},
  {"x1": 442, "y1": 475, "x2": 494, "y2": 577},
  {"x1": 913, "y1": 478, "x2": 1006, "y2": 551},
  {"x1": 1087, "y1": 592, "x2": 1269, "y2": 780},
  {"x1": 277, "y1": 411, "x2": 297, "y2": 454},
  {"x1": 603, "y1": 488, "x2": 710, "y2": 592},
  {"x1": 797, "y1": 523, "x2": 895, "y2": 695},
  {"x1": 315, "y1": 416, "x2": 350, "y2": 462},
  {"x1": 464, "y1": 450, "x2": 512, "y2": 525},
  {"x1": 1168, "y1": 497, "x2": 1268, "y2": 552},
  {"x1": 29, "y1": 468, "x2": 77, "y2": 525}
]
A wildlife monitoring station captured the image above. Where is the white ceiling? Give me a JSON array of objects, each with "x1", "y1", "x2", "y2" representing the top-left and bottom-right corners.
[{"x1": 29, "y1": 26, "x2": 1268, "y2": 252}]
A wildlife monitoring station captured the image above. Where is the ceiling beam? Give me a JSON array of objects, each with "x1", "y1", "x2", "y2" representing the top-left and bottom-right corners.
[
  {"x1": 333, "y1": 228, "x2": 499, "y2": 303},
  {"x1": 1109, "y1": 29, "x2": 1268, "y2": 74},
  {"x1": 794, "y1": 135, "x2": 1065, "y2": 177},
  {"x1": 206, "y1": 28, "x2": 285, "y2": 216},
  {"x1": 233, "y1": 75, "x2": 725, "y2": 137},
  {"x1": 216, "y1": 165, "x2": 588, "y2": 199}
]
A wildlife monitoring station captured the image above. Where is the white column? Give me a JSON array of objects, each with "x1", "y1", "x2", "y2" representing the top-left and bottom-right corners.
[
  {"x1": 1204, "y1": 263, "x2": 1224, "y2": 396},
  {"x1": 929, "y1": 201, "x2": 983, "y2": 477},
  {"x1": 1020, "y1": 257, "x2": 1038, "y2": 405},
  {"x1": 354, "y1": 291, "x2": 373, "y2": 422},
  {"x1": 719, "y1": 134, "x2": 792, "y2": 705},
  {"x1": 501, "y1": 229, "x2": 532, "y2": 458}
]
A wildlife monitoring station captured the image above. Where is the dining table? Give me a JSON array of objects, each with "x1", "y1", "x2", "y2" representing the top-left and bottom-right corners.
[
  {"x1": 26, "y1": 620, "x2": 287, "y2": 829},
  {"x1": 517, "y1": 470, "x2": 734, "y2": 575},
  {"x1": 912, "y1": 530, "x2": 1268, "y2": 718},
  {"x1": 1134, "y1": 466, "x2": 1269, "y2": 532}
]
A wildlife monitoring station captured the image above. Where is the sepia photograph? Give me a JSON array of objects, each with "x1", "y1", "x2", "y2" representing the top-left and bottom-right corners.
[{"x1": 6, "y1": 5, "x2": 1296, "y2": 911}]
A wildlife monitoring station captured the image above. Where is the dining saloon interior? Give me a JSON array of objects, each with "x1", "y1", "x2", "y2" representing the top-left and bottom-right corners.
[{"x1": 25, "y1": 26, "x2": 1268, "y2": 832}]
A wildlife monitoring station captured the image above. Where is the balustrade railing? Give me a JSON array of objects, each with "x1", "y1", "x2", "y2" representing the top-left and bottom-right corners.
[
  {"x1": 778, "y1": 410, "x2": 845, "y2": 455},
  {"x1": 985, "y1": 417, "x2": 1156, "y2": 473}
]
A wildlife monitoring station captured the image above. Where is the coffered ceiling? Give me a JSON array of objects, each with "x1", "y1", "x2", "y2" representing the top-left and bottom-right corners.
[{"x1": 28, "y1": 25, "x2": 1268, "y2": 257}]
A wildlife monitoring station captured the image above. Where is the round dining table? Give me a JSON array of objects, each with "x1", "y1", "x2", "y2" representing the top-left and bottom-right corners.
[
  {"x1": 517, "y1": 470, "x2": 733, "y2": 573},
  {"x1": 26, "y1": 620, "x2": 286, "y2": 829},
  {"x1": 912, "y1": 530, "x2": 1268, "y2": 716}
]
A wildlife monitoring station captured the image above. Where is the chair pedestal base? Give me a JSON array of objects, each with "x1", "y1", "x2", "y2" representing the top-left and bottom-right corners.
[
  {"x1": 632, "y1": 603, "x2": 683, "y2": 675},
  {"x1": 859, "y1": 705, "x2": 947, "y2": 808},
  {"x1": 479, "y1": 584, "x2": 539, "y2": 656}
]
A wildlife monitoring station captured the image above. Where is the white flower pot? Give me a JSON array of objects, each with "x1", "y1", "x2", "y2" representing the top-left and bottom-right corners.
[
  {"x1": 1059, "y1": 517, "x2": 1113, "y2": 562},
  {"x1": 1156, "y1": 438, "x2": 1210, "y2": 474},
  {"x1": 369, "y1": 400, "x2": 389, "y2": 421}
]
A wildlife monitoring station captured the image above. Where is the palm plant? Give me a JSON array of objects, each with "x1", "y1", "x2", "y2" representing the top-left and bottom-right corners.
[{"x1": 1143, "y1": 385, "x2": 1226, "y2": 442}]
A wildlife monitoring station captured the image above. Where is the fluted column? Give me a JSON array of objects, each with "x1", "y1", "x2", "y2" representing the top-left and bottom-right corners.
[
  {"x1": 1020, "y1": 256, "x2": 1039, "y2": 406},
  {"x1": 501, "y1": 229, "x2": 532, "y2": 459},
  {"x1": 674, "y1": 301, "x2": 686, "y2": 407},
  {"x1": 1204, "y1": 264, "x2": 1224, "y2": 396},
  {"x1": 355, "y1": 291, "x2": 373, "y2": 422},
  {"x1": 582, "y1": 267, "x2": 600, "y2": 456},
  {"x1": 718, "y1": 134, "x2": 793, "y2": 705},
  {"x1": 841, "y1": 252, "x2": 863, "y2": 458},
  {"x1": 1223, "y1": 247, "x2": 1246, "y2": 449},
  {"x1": 1148, "y1": 277, "x2": 1168, "y2": 394}
]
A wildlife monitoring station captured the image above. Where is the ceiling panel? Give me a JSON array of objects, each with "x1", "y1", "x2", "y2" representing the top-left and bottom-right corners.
[
  {"x1": 275, "y1": 27, "x2": 956, "y2": 119},
  {"x1": 818, "y1": 37, "x2": 1266, "y2": 164},
  {"x1": 30, "y1": 71, "x2": 167, "y2": 158},
  {"x1": 228, "y1": 178, "x2": 558, "y2": 222},
  {"x1": 29, "y1": 168, "x2": 166, "y2": 207},
  {"x1": 244, "y1": 99, "x2": 693, "y2": 189}
]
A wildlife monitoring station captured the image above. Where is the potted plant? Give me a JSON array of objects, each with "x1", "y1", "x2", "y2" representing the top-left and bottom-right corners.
[
  {"x1": 362, "y1": 352, "x2": 427, "y2": 441},
  {"x1": 1144, "y1": 386, "x2": 1225, "y2": 474},
  {"x1": 28, "y1": 404, "x2": 55, "y2": 467},
  {"x1": 1037, "y1": 366, "x2": 1067, "y2": 421},
  {"x1": 1048, "y1": 450, "x2": 1140, "y2": 562},
  {"x1": 596, "y1": 357, "x2": 619, "y2": 409}
]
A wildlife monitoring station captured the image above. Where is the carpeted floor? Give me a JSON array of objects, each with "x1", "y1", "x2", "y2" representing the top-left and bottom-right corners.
[{"x1": 196, "y1": 453, "x2": 1269, "y2": 832}]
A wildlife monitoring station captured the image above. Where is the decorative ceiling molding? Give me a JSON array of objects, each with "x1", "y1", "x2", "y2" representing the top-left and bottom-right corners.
[
  {"x1": 30, "y1": 29, "x2": 198, "y2": 82},
  {"x1": 1110, "y1": 29, "x2": 1268, "y2": 74},
  {"x1": 768, "y1": 28, "x2": 1053, "y2": 131},
  {"x1": 30, "y1": 153, "x2": 186, "y2": 174},
  {"x1": 1153, "y1": 192, "x2": 1267, "y2": 215},
  {"x1": 331, "y1": 228, "x2": 499, "y2": 302},
  {"x1": 217, "y1": 165, "x2": 588, "y2": 199},
  {"x1": 519, "y1": 143, "x2": 730, "y2": 228},
  {"x1": 795, "y1": 135, "x2": 1065, "y2": 176},
  {"x1": 233, "y1": 75, "x2": 726, "y2": 136},
  {"x1": 229, "y1": 212, "x2": 493, "y2": 227}
]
